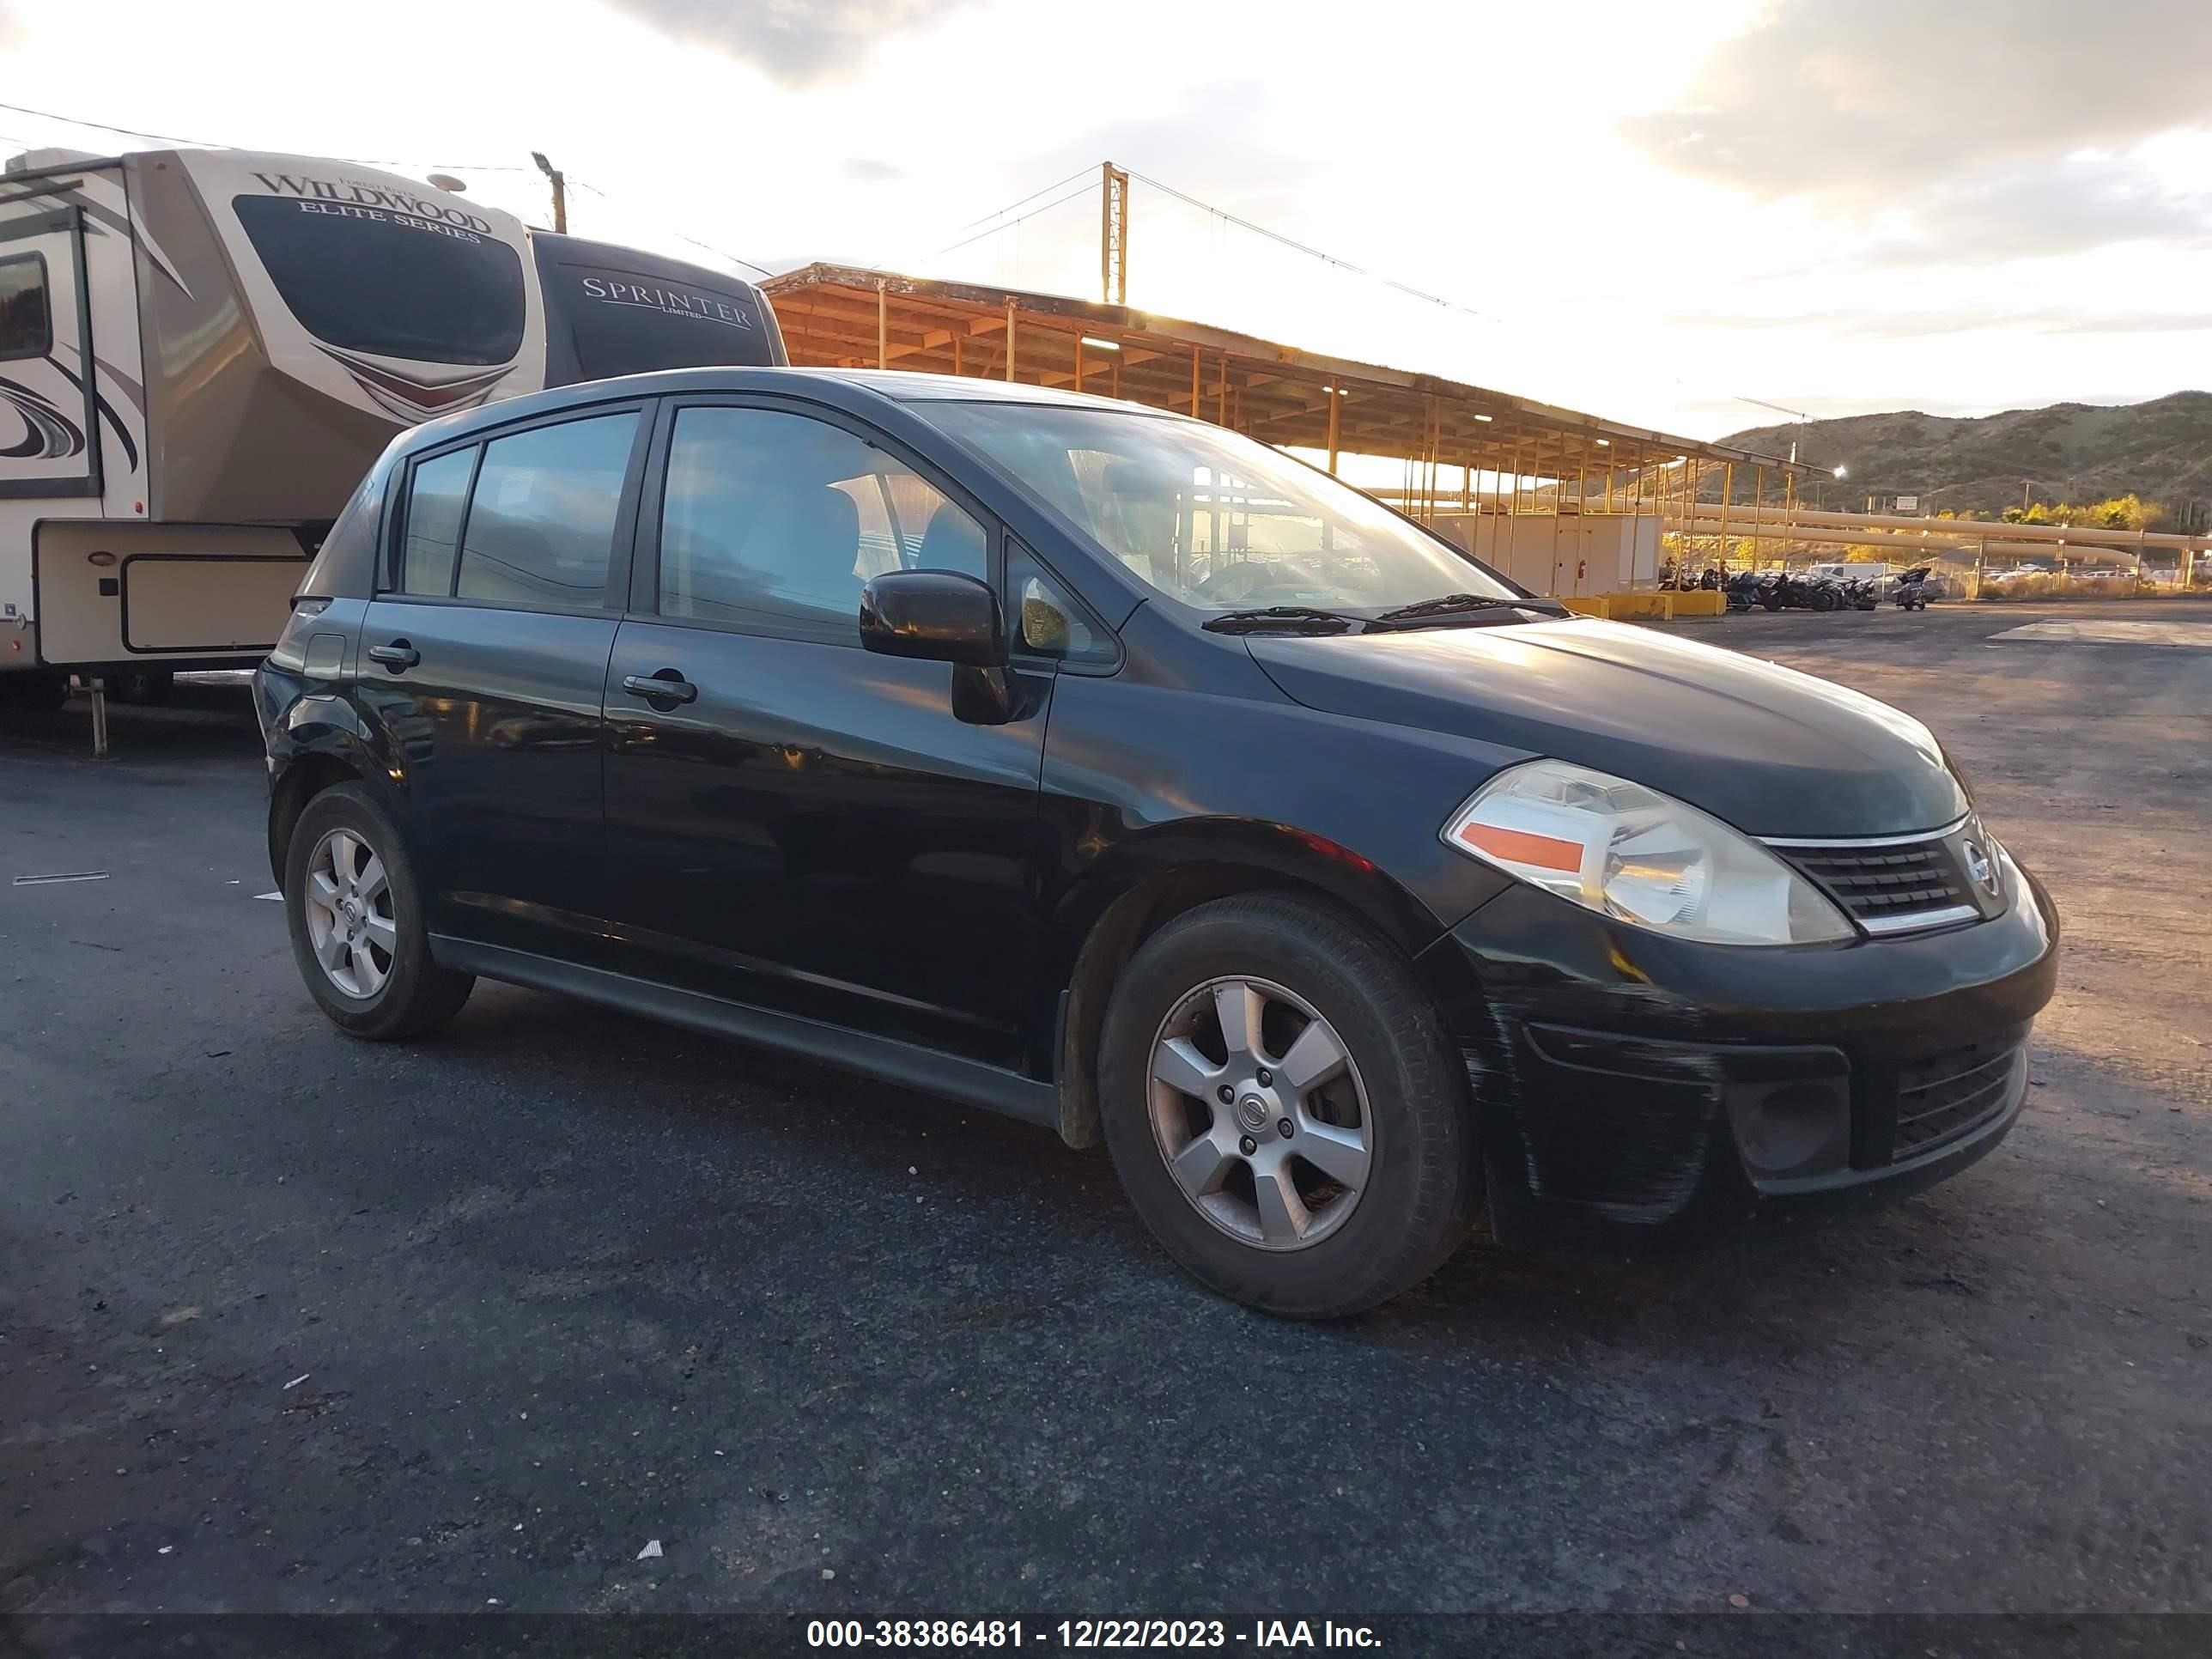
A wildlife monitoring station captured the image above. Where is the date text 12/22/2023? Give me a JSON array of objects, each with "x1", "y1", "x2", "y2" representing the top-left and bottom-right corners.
[{"x1": 805, "y1": 1619, "x2": 1382, "y2": 1649}]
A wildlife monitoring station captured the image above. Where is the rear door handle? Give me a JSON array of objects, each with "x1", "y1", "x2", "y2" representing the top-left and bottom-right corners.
[
  {"x1": 368, "y1": 641, "x2": 419, "y2": 669},
  {"x1": 622, "y1": 671, "x2": 697, "y2": 705}
]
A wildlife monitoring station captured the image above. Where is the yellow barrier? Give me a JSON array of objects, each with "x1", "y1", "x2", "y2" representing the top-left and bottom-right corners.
[{"x1": 1553, "y1": 590, "x2": 1729, "y2": 620}]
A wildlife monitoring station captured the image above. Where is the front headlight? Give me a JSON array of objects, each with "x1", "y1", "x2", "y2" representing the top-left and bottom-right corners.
[{"x1": 1442, "y1": 759, "x2": 1855, "y2": 945}]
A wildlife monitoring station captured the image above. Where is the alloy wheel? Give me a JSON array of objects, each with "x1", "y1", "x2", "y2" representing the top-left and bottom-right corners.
[
  {"x1": 1146, "y1": 975, "x2": 1373, "y2": 1251},
  {"x1": 303, "y1": 827, "x2": 397, "y2": 1000}
]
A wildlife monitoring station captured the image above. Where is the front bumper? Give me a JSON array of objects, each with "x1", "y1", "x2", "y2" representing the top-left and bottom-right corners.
[{"x1": 1419, "y1": 846, "x2": 2058, "y2": 1255}]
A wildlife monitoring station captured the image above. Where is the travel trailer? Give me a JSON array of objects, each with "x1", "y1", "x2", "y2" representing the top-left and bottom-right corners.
[{"x1": 0, "y1": 147, "x2": 786, "y2": 708}]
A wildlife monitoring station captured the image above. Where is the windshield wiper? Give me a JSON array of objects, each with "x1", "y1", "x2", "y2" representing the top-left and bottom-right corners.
[
  {"x1": 1200, "y1": 605, "x2": 1358, "y2": 635},
  {"x1": 1370, "y1": 593, "x2": 1512, "y2": 621},
  {"x1": 1364, "y1": 592, "x2": 1564, "y2": 630}
]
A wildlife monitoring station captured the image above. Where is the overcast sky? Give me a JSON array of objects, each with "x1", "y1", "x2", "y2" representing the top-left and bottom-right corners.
[{"x1": 3, "y1": 0, "x2": 2207, "y2": 440}]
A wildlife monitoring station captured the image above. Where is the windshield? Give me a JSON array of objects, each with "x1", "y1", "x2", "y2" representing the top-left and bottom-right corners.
[{"x1": 927, "y1": 402, "x2": 1517, "y2": 614}]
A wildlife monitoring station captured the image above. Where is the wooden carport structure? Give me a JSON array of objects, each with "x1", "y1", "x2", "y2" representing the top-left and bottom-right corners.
[{"x1": 761, "y1": 264, "x2": 1806, "y2": 530}]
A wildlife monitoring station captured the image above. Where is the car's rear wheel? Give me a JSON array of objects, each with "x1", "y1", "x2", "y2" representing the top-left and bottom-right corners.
[
  {"x1": 1097, "y1": 894, "x2": 1480, "y2": 1317},
  {"x1": 284, "y1": 782, "x2": 472, "y2": 1040}
]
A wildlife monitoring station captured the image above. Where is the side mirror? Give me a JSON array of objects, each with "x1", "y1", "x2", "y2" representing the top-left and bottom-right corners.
[{"x1": 859, "y1": 570, "x2": 1006, "y2": 668}]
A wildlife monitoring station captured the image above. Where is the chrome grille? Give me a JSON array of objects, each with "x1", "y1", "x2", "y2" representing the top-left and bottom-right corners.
[{"x1": 1765, "y1": 823, "x2": 1983, "y2": 935}]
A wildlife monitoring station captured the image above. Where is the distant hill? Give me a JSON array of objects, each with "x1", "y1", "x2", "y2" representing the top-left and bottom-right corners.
[{"x1": 1715, "y1": 392, "x2": 2212, "y2": 521}]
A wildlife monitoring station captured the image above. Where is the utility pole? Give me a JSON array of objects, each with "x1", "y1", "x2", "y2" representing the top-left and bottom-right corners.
[
  {"x1": 531, "y1": 150, "x2": 568, "y2": 234},
  {"x1": 1099, "y1": 161, "x2": 1129, "y2": 305}
]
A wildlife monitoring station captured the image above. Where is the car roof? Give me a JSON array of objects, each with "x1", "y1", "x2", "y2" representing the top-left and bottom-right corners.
[{"x1": 398, "y1": 366, "x2": 1174, "y2": 452}]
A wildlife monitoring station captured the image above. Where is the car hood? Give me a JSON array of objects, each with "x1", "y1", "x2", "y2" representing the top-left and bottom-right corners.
[{"x1": 1245, "y1": 617, "x2": 1966, "y2": 838}]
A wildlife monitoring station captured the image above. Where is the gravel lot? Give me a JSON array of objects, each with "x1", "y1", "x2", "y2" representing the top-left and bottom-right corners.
[{"x1": 3, "y1": 602, "x2": 2208, "y2": 1630}]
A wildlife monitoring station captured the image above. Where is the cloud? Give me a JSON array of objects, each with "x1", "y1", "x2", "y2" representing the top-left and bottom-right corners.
[
  {"x1": 1853, "y1": 156, "x2": 2212, "y2": 267},
  {"x1": 1668, "y1": 304, "x2": 2212, "y2": 341},
  {"x1": 1623, "y1": 0, "x2": 2212, "y2": 204},
  {"x1": 842, "y1": 157, "x2": 906, "y2": 184},
  {"x1": 599, "y1": 0, "x2": 974, "y2": 88}
]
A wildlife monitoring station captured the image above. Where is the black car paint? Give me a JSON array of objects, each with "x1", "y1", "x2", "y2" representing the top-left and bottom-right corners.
[
  {"x1": 1424, "y1": 848, "x2": 2057, "y2": 1248},
  {"x1": 257, "y1": 367, "x2": 2058, "y2": 1252},
  {"x1": 1247, "y1": 621, "x2": 1968, "y2": 839}
]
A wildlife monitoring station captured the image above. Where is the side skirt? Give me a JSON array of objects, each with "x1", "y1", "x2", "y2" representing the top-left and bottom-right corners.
[{"x1": 429, "y1": 935, "x2": 1065, "y2": 1133}]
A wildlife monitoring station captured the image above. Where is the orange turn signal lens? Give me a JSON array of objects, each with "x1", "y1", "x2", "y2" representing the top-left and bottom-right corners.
[{"x1": 1452, "y1": 821, "x2": 1583, "y2": 873}]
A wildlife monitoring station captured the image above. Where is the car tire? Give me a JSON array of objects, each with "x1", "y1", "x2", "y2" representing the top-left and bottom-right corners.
[
  {"x1": 283, "y1": 781, "x2": 473, "y2": 1041},
  {"x1": 1097, "y1": 893, "x2": 1480, "y2": 1318}
]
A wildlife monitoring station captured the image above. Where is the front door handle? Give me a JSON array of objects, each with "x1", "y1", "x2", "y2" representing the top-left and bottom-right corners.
[
  {"x1": 622, "y1": 670, "x2": 697, "y2": 705},
  {"x1": 368, "y1": 640, "x2": 419, "y2": 670}
]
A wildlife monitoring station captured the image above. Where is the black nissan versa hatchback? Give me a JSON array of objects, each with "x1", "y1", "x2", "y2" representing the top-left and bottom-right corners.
[{"x1": 255, "y1": 368, "x2": 2058, "y2": 1317}]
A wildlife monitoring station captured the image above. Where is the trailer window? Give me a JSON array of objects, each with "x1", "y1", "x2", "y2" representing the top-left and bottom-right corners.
[
  {"x1": 233, "y1": 195, "x2": 525, "y2": 367},
  {"x1": 455, "y1": 414, "x2": 639, "y2": 611},
  {"x1": 543, "y1": 260, "x2": 777, "y2": 379},
  {"x1": 0, "y1": 253, "x2": 50, "y2": 360}
]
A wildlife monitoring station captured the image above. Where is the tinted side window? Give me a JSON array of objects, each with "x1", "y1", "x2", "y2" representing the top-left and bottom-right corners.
[
  {"x1": 658, "y1": 406, "x2": 988, "y2": 643},
  {"x1": 0, "y1": 253, "x2": 50, "y2": 360},
  {"x1": 400, "y1": 447, "x2": 475, "y2": 595},
  {"x1": 455, "y1": 413, "x2": 639, "y2": 610}
]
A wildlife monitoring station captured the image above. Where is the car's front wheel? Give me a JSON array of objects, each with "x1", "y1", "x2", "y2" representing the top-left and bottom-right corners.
[
  {"x1": 283, "y1": 782, "x2": 473, "y2": 1040},
  {"x1": 1097, "y1": 895, "x2": 1480, "y2": 1317}
]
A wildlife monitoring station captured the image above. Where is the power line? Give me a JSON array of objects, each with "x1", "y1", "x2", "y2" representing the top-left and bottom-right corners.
[
  {"x1": 950, "y1": 166, "x2": 1096, "y2": 234},
  {"x1": 0, "y1": 98, "x2": 234, "y2": 151},
  {"x1": 567, "y1": 179, "x2": 776, "y2": 276},
  {"x1": 932, "y1": 177, "x2": 1097, "y2": 259},
  {"x1": 0, "y1": 98, "x2": 536, "y2": 172},
  {"x1": 1125, "y1": 167, "x2": 1492, "y2": 323},
  {"x1": 672, "y1": 233, "x2": 776, "y2": 279}
]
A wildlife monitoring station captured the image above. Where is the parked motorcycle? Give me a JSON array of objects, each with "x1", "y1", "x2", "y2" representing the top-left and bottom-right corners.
[
  {"x1": 1765, "y1": 572, "x2": 1839, "y2": 611},
  {"x1": 1893, "y1": 566, "x2": 1936, "y2": 610},
  {"x1": 1839, "y1": 576, "x2": 1881, "y2": 611},
  {"x1": 1726, "y1": 571, "x2": 1776, "y2": 611}
]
